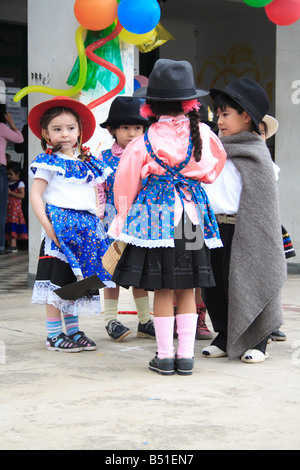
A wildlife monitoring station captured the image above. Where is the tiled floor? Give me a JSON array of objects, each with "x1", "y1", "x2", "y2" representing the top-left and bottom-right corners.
[{"x1": 0, "y1": 248, "x2": 29, "y2": 295}]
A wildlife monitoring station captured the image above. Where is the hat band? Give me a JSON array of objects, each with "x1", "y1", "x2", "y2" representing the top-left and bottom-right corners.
[
  {"x1": 146, "y1": 87, "x2": 197, "y2": 99},
  {"x1": 226, "y1": 88, "x2": 262, "y2": 122}
]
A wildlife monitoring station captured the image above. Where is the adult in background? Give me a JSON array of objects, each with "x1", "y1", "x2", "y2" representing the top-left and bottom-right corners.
[{"x1": 0, "y1": 104, "x2": 24, "y2": 254}]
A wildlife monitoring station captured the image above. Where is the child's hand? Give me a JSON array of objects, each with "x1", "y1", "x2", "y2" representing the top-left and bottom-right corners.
[{"x1": 45, "y1": 224, "x2": 61, "y2": 248}]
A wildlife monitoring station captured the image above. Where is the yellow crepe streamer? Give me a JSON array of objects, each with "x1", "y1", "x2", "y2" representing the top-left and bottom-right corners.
[{"x1": 13, "y1": 25, "x2": 87, "y2": 103}]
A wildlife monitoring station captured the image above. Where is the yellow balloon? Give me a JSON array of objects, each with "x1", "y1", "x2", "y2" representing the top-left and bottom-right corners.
[
  {"x1": 119, "y1": 27, "x2": 154, "y2": 45},
  {"x1": 13, "y1": 26, "x2": 87, "y2": 102}
]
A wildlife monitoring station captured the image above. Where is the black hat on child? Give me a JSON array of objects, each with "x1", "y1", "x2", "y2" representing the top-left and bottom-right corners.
[
  {"x1": 133, "y1": 58, "x2": 209, "y2": 101},
  {"x1": 210, "y1": 77, "x2": 270, "y2": 134},
  {"x1": 100, "y1": 96, "x2": 149, "y2": 128}
]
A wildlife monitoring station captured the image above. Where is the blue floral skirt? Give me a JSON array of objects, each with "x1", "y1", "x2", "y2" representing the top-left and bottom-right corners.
[{"x1": 46, "y1": 204, "x2": 112, "y2": 282}]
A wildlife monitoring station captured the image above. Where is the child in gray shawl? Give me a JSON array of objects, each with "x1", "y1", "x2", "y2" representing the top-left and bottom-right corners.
[{"x1": 202, "y1": 77, "x2": 287, "y2": 363}]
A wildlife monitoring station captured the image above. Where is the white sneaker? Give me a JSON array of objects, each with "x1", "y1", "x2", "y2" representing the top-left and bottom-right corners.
[
  {"x1": 241, "y1": 349, "x2": 269, "y2": 364},
  {"x1": 202, "y1": 345, "x2": 227, "y2": 358}
]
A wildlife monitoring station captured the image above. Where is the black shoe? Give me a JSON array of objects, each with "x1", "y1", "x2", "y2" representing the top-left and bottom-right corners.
[
  {"x1": 46, "y1": 332, "x2": 83, "y2": 352},
  {"x1": 149, "y1": 354, "x2": 174, "y2": 376},
  {"x1": 105, "y1": 320, "x2": 131, "y2": 341},
  {"x1": 174, "y1": 355, "x2": 194, "y2": 375},
  {"x1": 68, "y1": 330, "x2": 97, "y2": 351},
  {"x1": 269, "y1": 329, "x2": 287, "y2": 341},
  {"x1": 137, "y1": 320, "x2": 155, "y2": 339}
]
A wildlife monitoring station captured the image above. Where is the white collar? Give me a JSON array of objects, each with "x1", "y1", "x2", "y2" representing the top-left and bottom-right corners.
[{"x1": 158, "y1": 114, "x2": 189, "y2": 123}]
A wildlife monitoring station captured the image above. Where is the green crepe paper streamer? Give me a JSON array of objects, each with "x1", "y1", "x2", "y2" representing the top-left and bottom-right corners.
[{"x1": 67, "y1": 24, "x2": 124, "y2": 93}]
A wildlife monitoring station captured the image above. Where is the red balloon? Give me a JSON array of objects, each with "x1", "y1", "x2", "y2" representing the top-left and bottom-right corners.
[{"x1": 265, "y1": 0, "x2": 300, "y2": 25}]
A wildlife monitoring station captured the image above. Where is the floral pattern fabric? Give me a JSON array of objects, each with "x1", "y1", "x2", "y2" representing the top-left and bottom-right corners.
[{"x1": 119, "y1": 130, "x2": 222, "y2": 249}]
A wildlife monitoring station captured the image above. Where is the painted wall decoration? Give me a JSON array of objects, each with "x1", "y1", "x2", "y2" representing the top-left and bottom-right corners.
[{"x1": 197, "y1": 44, "x2": 274, "y2": 103}]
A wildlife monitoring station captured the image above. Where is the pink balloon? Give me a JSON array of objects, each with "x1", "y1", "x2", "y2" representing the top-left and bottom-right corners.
[
  {"x1": 134, "y1": 75, "x2": 149, "y2": 87},
  {"x1": 265, "y1": 0, "x2": 300, "y2": 25}
]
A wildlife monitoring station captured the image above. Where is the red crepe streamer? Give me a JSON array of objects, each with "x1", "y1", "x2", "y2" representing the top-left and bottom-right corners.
[
  {"x1": 85, "y1": 20, "x2": 126, "y2": 110},
  {"x1": 118, "y1": 311, "x2": 154, "y2": 315}
]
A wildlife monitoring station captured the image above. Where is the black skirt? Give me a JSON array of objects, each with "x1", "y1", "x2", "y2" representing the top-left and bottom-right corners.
[
  {"x1": 35, "y1": 240, "x2": 77, "y2": 287},
  {"x1": 112, "y1": 217, "x2": 215, "y2": 291}
]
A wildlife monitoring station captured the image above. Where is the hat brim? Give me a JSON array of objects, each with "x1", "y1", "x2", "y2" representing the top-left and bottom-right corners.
[
  {"x1": 262, "y1": 115, "x2": 279, "y2": 139},
  {"x1": 28, "y1": 96, "x2": 96, "y2": 144},
  {"x1": 133, "y1": 86, "x2": 209, "y2": 101},
  {"x1": 54, "y1": 275, "x2": 105, "y2": 301},
  {"x1": 100, "y1": 116, "x2": 149, "y2": 129},
  {"x1": 210, "y1": 87, "x2": 261, "y2": 134}
]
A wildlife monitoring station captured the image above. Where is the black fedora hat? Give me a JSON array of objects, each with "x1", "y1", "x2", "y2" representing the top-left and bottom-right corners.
[
  {"x1": 210, "y1": 77, "x2": 270, "y2": 134},
  {"x1": 133, "y1": 59, "x2": 209, "y2": 101},
  {"x1": 100, "y1": 96, "x2": 149, "y2": 128}
]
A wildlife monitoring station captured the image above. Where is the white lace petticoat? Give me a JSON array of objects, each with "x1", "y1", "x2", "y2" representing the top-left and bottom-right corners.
[{"x1": 31, "y1": 280, "x2": 102, "y2": 316}]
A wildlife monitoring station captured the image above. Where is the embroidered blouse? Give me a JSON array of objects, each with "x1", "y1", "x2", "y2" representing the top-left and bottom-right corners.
[{"x1": 29, "y1": 150, "x2": 112, "y2": 215}]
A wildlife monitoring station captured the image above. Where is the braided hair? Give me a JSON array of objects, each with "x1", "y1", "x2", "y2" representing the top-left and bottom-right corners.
[{"x1": 144, "y1": 100, "x2": 203, "y2": 162}]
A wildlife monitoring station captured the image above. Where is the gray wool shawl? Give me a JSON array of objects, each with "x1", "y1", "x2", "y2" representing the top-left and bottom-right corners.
[{"x1": 221, "y1": 132, "x2": 287, "y2": 359}]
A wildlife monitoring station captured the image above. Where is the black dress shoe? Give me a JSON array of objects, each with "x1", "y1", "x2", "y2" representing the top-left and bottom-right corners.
[{"x1": 270, "y1": 329, "x2": 287, "y2": 341}]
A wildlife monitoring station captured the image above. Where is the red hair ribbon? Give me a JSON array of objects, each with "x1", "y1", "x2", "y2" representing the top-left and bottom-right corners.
[
  {"x1": 140, "y1": 103, "x2": 156, "y2": 118},
  {"x1": 181, "y1": 99, "x2": 201, "y2": 114}
]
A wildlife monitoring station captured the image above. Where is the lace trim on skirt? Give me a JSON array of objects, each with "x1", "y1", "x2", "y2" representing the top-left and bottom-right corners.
[{"x1": 31, "y1": 280, "x2": 102, "y2": 315}]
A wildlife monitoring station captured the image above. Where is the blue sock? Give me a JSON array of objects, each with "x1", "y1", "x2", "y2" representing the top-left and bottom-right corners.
[
  {"x1": 63, "y1": 314, "x2": 79, "y2": 336},
  {"x1": 46, "y1": 318, "x2": 63, "y2": 339}
]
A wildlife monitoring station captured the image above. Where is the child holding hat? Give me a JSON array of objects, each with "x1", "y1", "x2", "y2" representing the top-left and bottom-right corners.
[
  {"x1": 107, "y1": 59, "x2": 226, "y2": 375},
  {"x1": 28, "y1": 96, "x2": 114, "y2": 352},
  {"x1": 202, "y1": 78, "x2": 287, "y2": 363},
  {"x1": 98, "y1": 96, "x2": 154, "y2": 342}
]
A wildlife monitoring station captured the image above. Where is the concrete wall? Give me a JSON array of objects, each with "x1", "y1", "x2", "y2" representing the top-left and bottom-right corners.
[
  {"x1": 276, "y1": 21, "x2": 300, "y2": 271},
  {"x1": 160, "y1": 3, "x2": 300, "y2": 271},
  {"x1": 160, "y1": 0, "x2": 276, "y2": 114},
  {"x1": 27, "y1": 0, "x2": 133, "y2": 280}
]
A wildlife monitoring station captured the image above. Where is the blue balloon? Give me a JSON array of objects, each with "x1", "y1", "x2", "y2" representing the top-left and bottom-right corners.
[
  {"x1": 134, "y1": 79, "x2": 141, "y2": 91},
  {"x1": 118, "y1": 0, "x2": 161, "y2": 34}
]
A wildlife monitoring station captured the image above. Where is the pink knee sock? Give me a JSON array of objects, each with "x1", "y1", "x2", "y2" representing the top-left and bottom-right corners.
[
  {"x1": 153, "y1": 316, "x2": 175, "y2": 359},
  {"x1": 176, "y1": 313, "x2": 198, "y2": 358}
]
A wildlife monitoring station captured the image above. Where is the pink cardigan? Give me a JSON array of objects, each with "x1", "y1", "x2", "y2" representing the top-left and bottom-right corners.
[
  {"x1": 108, "y1": 115, "x2": 226, "y2": 239},
  {"x1": 0, "y1": 123, "x2": 24, "y2": 165}
]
